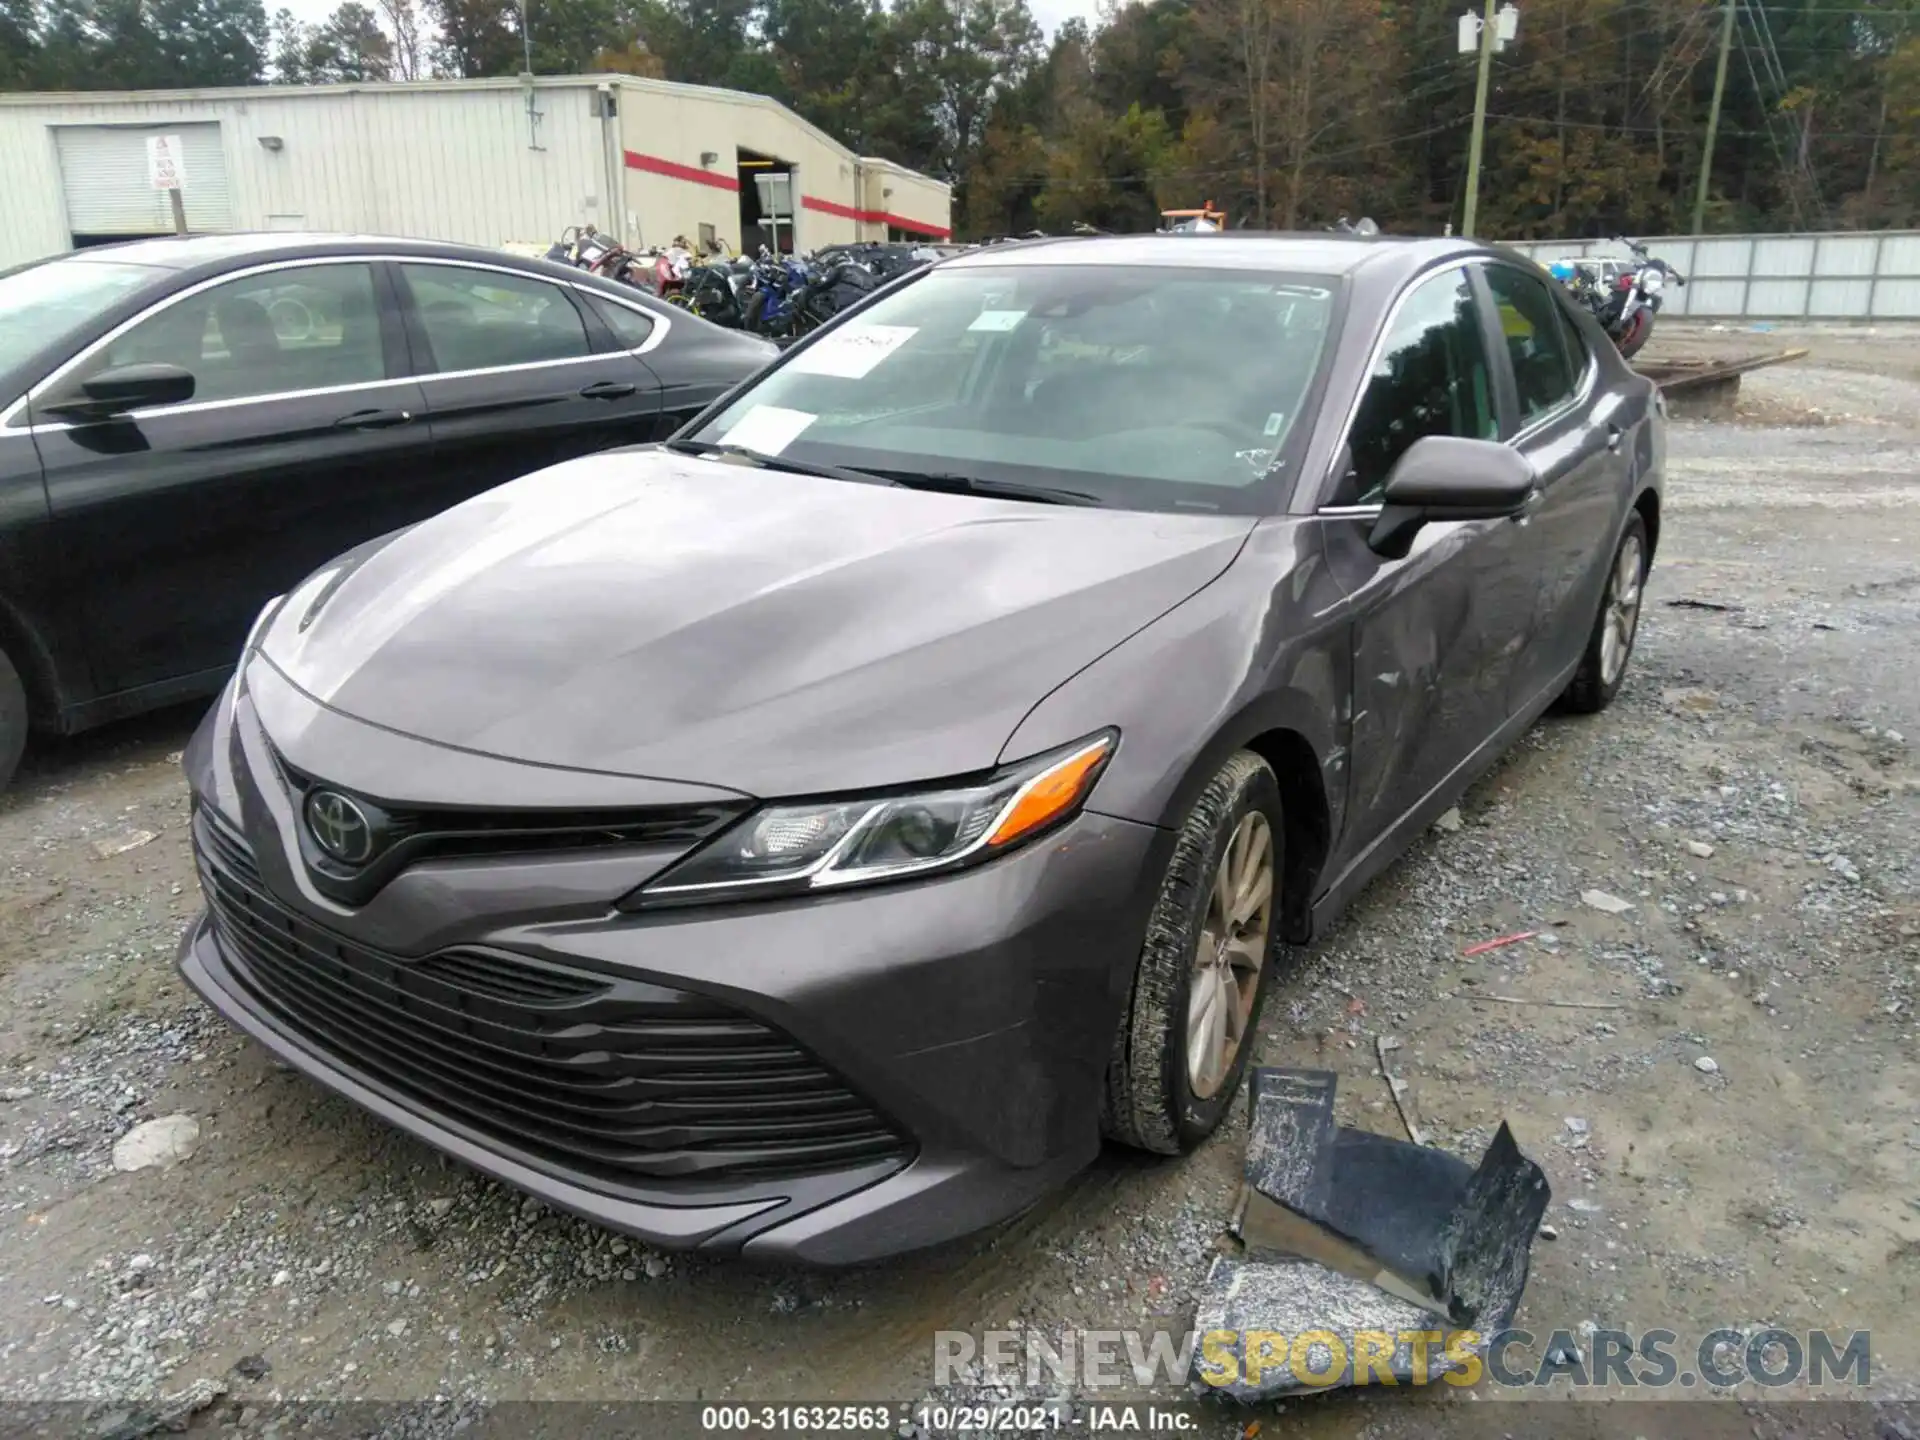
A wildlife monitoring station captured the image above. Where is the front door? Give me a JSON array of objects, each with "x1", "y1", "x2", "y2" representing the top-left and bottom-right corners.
[
  {"x1": 33, "y1": 259, "x2": 439, "y2": 698},
  {"x1": 393, "y1": 261, "x2": 663, "y2": 495},
  {"x1": 1320, "y1": 265, "x2": 1544, "y2": 857}
]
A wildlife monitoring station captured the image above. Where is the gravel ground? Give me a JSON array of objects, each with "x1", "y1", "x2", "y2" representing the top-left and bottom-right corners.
[{"x1": 0, "y1": 323, "x2": 1915, "y2": 1436}]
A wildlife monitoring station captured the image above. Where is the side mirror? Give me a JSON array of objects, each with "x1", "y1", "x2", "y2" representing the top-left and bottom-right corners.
[
  {"x1": 1367, "y1": 435, "x2": 1536, "y2": 560},
  {"x1": 43, "y1": 363, "x2": 196, "y2": 421}
]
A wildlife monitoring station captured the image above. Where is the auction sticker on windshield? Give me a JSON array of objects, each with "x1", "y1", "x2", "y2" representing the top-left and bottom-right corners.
[
  {"x1": 968, "y1": 309, "x2": 1027, "y2": 332},
  {"x1": 719, "y1": 405, "x2": 817, "y2": 455},
  {"x1": 784, "y1": 324, "x2": 918, "y2": 379}
]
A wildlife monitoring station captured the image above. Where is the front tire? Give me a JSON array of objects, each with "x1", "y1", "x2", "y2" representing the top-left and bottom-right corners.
[
  {"x1": 1561, "y1": 511, "x2": 1648, "y2": 714},
  {"x1": 0, "y1": 645, "x2": 27, "y2": 791},
  {"x1": 1103, "y1": 752, "x2": 1283, "y2": 1154},
  {"x1": 1616, "y1": 307, "x2": 1655, "y2": 359}
]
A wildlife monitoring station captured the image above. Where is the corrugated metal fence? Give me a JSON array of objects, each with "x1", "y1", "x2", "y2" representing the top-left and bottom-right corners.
[{"x1": 1502, "y1": 230, "x2": 1920, "y2": 320}]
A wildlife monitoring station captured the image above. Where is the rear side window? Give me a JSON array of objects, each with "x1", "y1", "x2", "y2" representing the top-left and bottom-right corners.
[
  {"x1": 401, "y1": 264, "x2": 591, "y2": 373},
  {"x1": 1343, "y1": 268, "x2": 1496, "y2": 505},
  {"x1": 1483, "y1": 266, "x2": 1578, "y2": 423},
  {"x1": 584, "y1": 292, "x2": 656, "y2": 349}
]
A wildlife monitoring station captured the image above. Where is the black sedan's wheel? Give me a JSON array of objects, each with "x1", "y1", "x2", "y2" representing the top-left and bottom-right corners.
[
  {"x1": 1104, "y1": 751, "x2": 1282, "y2": 1155},
  {"x1": 1561, "y1": 511, "x2": 1648, "y2": 714},
  {"x1": 0, "y1": 645, "x2": 27, "y2": 791}
]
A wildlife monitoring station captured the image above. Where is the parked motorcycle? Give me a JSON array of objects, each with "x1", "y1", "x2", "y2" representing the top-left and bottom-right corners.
[
  {"x1": 790, "y1": 255, "x2": 880, "y2": 335},
  {"x1": 740, "y1": 249, "x2": 813, "y2": 339},
  {"x1": 677, "y1": 256, "x2": 755, "y2": 328},
  {"x1": 546, "y1": 225, "x2": 651, "y2": 290},
  {"x1": 650, "y1": 239, "x2": 694, "y2": 303},
  {"x1": 1550, "y1": 237, "x2": 1686, "y2": 359}
]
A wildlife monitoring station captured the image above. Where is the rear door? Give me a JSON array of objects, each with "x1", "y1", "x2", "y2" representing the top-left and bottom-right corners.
[
  {"x1": 32, "y1": 258, "x2": 437, "y2": 698},
  {"x1": 1477, "y1": 262, "x2": 1629, "y2": 711},
  {"x1": 393, "y1": 261, "x2": 664, "y2": 494}
]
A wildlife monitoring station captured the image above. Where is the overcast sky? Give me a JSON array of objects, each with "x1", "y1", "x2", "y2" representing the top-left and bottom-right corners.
[{"x1": 273, "y1": 0, "x2": 1108, "y2": 47}]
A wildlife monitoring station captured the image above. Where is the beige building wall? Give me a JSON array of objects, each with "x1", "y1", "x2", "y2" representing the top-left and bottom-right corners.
[
  {"x1": 612, "y1": 79, "x2": 950, "y2": 253},
  {"x1": 0, "y1": 76, "x2": 951, "y2": 270}
]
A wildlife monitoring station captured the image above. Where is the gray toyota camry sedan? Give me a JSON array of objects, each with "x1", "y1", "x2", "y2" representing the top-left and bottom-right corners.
[{"x1": 179, "y1": 233, "x2": 1663, "y2": 1264}]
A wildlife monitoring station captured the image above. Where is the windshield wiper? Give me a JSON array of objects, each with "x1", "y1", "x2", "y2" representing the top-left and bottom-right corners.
[
  {"x1": 665, "y1": 441, "x2": 1102, "y2": 507},
  {"x1": 859, "y1": 469, "x2": 1105, "y2": 507},
  {"x1": 664, "y1": 438, "x2": 897, "y2": 487}
]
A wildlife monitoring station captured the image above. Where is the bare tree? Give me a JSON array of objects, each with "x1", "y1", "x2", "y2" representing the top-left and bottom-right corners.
[
  {"x1": 1187, "y1": 0, "x2": 1380, "y2": 228},
  {"x1": 376, "y1": 0, "x2": 423, "y2": 78},
  {"x1": 1189, "y1": 0, "x2": 1280, "y2": 222}
]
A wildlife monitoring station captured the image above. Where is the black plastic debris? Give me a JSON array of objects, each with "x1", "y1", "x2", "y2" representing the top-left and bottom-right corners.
[{"x1": 1191, "y1": 1068, "x2": 1551, "y2": 1400}]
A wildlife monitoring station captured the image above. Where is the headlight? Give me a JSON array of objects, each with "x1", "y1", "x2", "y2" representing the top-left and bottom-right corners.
[
  {"x1": 628, "y1": 731, "x2": 1116, "y2": 907},
  {"x1": 243, "y1": 593, "x2": 287, "y2": 657},
  {"x1": 228, "y1": 594, "x2": 284, "y2": 726},
  {"x1": 1641, "y1": 268, "x2": 1664, "y2": 295}
]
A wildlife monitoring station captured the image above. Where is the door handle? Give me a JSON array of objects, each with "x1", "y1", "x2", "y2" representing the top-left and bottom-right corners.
[
  {"x1": 579, "y1": 380, "x2": 638, "y2": 400},
  {"x1": 1605, "y1": 424, "x2": 1624, "y2": 452},
  {"x1": 334, "y1": 407, "x2": 413, "y2": 430}
]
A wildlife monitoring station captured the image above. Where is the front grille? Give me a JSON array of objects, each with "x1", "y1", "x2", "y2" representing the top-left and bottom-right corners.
[
  {"x1": 269, "y1": 747, "x2": 750, "y2": 906},
  {"x1": 198, "y1": 806, "x2": 262, "y2": 889},
  {"x1": 192, "y1": 814, "x2": 911, "y2": 1188},
  {"x1": 411, "y1": 949, "x2": 611, "y2": 1005}
]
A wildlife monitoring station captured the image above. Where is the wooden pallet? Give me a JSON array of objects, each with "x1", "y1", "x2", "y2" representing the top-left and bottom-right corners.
[{"x1": 1633, "y1": 347, "x2": 1809, "y2": 394}]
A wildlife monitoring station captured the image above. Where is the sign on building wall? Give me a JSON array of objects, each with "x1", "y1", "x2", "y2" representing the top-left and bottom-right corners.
[{"x1": 146, "y1": 134, "x2": 187, "y2": 191}]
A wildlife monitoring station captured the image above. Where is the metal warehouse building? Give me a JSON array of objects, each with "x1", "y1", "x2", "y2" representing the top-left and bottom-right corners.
[{"x1": 0, "y1": 75, "x2": 953, "y2": 270}]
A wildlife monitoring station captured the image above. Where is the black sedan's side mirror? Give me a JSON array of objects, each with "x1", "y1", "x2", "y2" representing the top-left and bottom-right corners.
[
  {"x1": 1367, "y1": 435, "x2": 1536, "y2": 560},
  {"x1": 42, "y1": 363, "x2": 196, "y2": 421}
]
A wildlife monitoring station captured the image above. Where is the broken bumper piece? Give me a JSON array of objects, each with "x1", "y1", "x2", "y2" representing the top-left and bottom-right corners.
[{"x1": 1191, "y1": 1067, "x2": 1552, "y2": 1400}]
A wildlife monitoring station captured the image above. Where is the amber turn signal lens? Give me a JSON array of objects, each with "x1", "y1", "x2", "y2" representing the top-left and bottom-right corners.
[{"x1": 985, "y1": 736, "x2": 1113, "y2": 848}]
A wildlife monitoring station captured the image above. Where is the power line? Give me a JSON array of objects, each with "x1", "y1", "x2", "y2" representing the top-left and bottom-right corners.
[{"x1": 1484, "y1": 111, "x2": 1897, "y2": 140}]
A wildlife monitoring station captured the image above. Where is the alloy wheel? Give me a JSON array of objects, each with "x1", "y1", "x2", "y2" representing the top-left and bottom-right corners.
[
  {"x1": 1188, "y1": 811, "x2": 1273, "y2": 1100},
  {"x1": 1600, "y1": 531, "x2": 1645, "y2": 687}
]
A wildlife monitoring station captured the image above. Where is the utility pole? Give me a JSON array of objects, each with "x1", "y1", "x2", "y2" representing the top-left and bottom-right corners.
[
  {"x1": 1692, "y1": 0, "x2": 1736, "y2": 235},
  {"x1": 1460, "y1": 0, "x2": 1512, "y2": 237}
]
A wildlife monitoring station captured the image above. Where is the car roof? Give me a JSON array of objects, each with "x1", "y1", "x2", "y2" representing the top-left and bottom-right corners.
[
  {"x1": 30, "y1": 231, "x2": 660, "y2": 306},
  {"x1": 38, "y1": 232, "x2": 526, "y2": 270},
  {"x1": 942, "y1": 232, "x2": 1494, "y2": 283}
]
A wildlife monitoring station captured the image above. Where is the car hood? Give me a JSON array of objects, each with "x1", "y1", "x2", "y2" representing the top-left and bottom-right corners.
[{"x1": 258, "y1": 448, "x2": 1254, "y2": 797}]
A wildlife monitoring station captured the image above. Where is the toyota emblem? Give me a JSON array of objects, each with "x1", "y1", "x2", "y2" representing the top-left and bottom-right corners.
[{"x1": 305, "y1": 789, "x2": 376, "y2": 865}]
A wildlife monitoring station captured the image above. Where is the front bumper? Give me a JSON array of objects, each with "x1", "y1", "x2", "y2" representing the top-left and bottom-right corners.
[{"x1": 178, "y1": 676, "x2": 1166, "y2": 1264}]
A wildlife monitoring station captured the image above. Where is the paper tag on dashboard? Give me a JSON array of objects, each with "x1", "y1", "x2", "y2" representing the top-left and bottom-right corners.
[
  {"x1": 783, "y1": 324, "x2": 918, "y2": 379},
  {"x1": 718, "y1": 405, "x2": 817, "y2": 455}
]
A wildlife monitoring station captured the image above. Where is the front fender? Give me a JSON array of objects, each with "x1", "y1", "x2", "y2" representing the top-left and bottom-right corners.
[{"x1": 999, "y1": 519, "x2": 1352, "y2": 846}]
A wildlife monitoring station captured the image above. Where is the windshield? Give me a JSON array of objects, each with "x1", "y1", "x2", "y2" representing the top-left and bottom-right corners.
[
  {"x1": 0, "y1": 259, "x2": 161, "y2": 378},
  {"x1": 690, "y1": 264, "x2": 1339, "y2": 513}
]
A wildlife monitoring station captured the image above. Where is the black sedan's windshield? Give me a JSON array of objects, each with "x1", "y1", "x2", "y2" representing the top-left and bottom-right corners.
[
  {"x1": 0, "y1": 259, "x2": 160, "y2": 379},
  {"x1": 690, "y1": 264, "x2": 1339, "y2": 514}
]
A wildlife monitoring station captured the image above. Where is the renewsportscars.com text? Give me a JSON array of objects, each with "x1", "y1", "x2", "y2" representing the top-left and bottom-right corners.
[{"x1": 933, "y1": 1327, "x2": 1872, "y2": 1391}]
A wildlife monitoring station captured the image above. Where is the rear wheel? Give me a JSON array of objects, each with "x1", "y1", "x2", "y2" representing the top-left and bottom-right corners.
[
  {"x1": 0, "y1": 645, "x2": 27, "y2": 792},
  {"x1": 1561, "y1": 511, "x2": 1648, "y2": 714},
  {"x1": 1103, "y1": 752, "x2": 1282, "y2": 1154}
]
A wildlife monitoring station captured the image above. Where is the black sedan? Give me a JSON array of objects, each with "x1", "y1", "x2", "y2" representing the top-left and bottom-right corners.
[
  {"x1": 179, "y1": 233, "x2": 1663, "y2": 1263},
  {"x1": 0, "y1": 234, "x2": 777, "y2": 787}
]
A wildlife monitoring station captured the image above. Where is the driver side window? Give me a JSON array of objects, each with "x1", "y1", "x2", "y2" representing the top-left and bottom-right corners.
[
  {"x1": 67, "y1": 263, "x2": 388, "y2": 407},
  {"x1": 1340, "y1": 268, "x2": 1496, "y2": 505}
]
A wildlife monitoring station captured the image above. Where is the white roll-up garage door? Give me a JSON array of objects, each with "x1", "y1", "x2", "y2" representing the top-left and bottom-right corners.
[{"x1": 54, "y1": 123, "x2": 232, "y2": 240}]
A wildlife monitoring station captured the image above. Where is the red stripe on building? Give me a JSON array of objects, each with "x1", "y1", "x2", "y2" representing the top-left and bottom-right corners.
[
  {"x1": 801, "y1": 193, "x2": 951, "y2": 240},
  {"x1": 623, "y1": 150, "x2": 739, "y2": 192}
]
